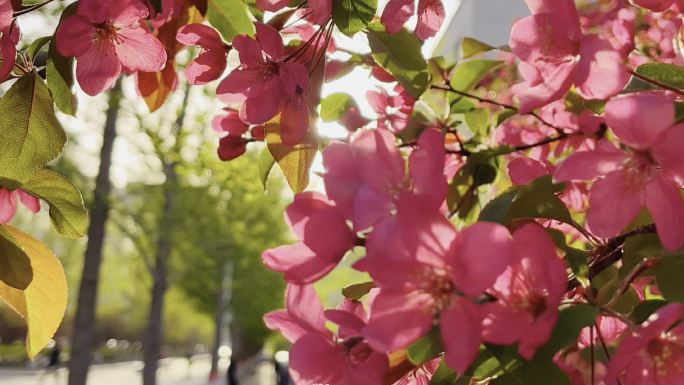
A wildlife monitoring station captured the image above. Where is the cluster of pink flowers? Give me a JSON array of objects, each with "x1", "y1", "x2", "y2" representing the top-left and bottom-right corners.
[
  {"x1": 257, "y1": 0, "x2": 684, "y2": 384},
  {"x1": 21, "y1": 0, "x2": 684, "y2": 383}
]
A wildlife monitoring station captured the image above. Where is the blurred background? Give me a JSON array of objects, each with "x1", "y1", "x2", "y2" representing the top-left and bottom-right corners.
[{"x1": 0, "y1": 0, "x2": 527, "y2": 384}]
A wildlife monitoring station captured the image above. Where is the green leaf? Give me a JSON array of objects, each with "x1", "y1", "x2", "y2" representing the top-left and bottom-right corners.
[
  {"x1": 656, "y1": 255, "x2": 684, "y2": 303},
  {"x1": 495, "y1": 109, "x2": 516, "y2": 127},
  {"x1": 47, "y1": 1, "x2": 77, "y2": 116},
  {"x1": 0, "y1": 227, "x2": 33, "y2": 290},
  {"x1": 320, "y1": 93, "x2": 355, "y2": 122},
  {"x1": 507, "y1": 176, "x2": 573, "y2": 225},
  {"x1": 207, "y1": 0, "x2": 255, "y2": 42},
  {"x1": 0, "y1": 225, "x2": 68, "y2": 359},
  {"x1": 258, "y1": 147, "x2": 276, "y2": 190},
  {"x1": 332, "y1": 0, "x2": 377, "y2": 36},
  {"x1": 450, "y1": 60, "x2": 504, "y2": 93},
  {"x1": 0, "y1": 73, "x2": 67, "y2": 187},
  {"x1": 20, "y1": 169, "x2": 87, "y2": 238},
  {"x1": 479, "y1": 176, "x2": 572, "y2": 225},
  {"x1": 464, "y1": 109, "x2": 490, "y2": 136},
  {"x1": 341, "y1": 281, "x2": 375, "y2": 300},
  {"x1": 368, "y1": 22, "x2": 429, "y2": 98},
  {"x1": 460, "y1": 37, "x2": 495, "y2": 59},
  {"x1": 631, "y1": 299, "x2": 667, "y2": 324},
  {"x1": 536, "y1": 304, "x2": 598, "y2": 357},
  {"x1": 429, "y1": 358, "x2": 459, "y2": 385},
  {"x1": 27, "y1": 36, "x2": 52, "y2": 61},
  {"x1": 407, "y1": 327, "x2": 443, "y2": 365},
  {"x1": 635, "y1": 63, "x2": 684, "y2": 90},
  {"x1": 265, "y1": 123, "x2": 318, "y2": 194},
  {"x1": 47, "y1": 43, "x2": 76, "y2": 116}
]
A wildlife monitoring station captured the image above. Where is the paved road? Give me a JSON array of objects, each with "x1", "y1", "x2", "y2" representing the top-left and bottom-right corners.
[{"x1": 0, "y1": 356, "x2": 246, "y2": 385}]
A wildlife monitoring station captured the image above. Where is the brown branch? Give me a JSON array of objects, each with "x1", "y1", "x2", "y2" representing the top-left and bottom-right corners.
[
  {"x1": 13, "y1": 0, "x2": 57, "y2": 16},
  {"x1": 430, "y1": 84, "x2": 570, "y2": 134}
]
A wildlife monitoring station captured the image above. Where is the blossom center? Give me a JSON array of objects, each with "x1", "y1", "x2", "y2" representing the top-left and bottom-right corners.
[
  {"x1": 622, "y1": 151, "x2": 656, "y2": 184},
  {"x1": 93, "y1": 21, "x2": 122, "y2": 45},
  {"x1": 647, "y1": 337, "x2": 684, "y2": 377},
  {"x1": 344, "y1": 338, "x2": 373, "y2": 366},
  {"x1": 416, "y1": 267, "x2": 455, "y2": 316}
]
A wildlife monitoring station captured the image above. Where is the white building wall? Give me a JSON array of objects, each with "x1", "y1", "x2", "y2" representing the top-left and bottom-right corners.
[{"x1": 433, "y1": 0, "x2": 530, "y2": 61}]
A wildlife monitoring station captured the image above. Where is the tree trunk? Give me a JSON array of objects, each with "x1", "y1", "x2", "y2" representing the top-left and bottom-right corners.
[
  {"x1": 68, "y1": 80, "x2": 122, "y2": 385},
  {"x1": 210, "y1": 263, "x2": 233, "y2": 379},
  {"x1": 141, "y1": 87, "x2": 191, "y2": 385}
]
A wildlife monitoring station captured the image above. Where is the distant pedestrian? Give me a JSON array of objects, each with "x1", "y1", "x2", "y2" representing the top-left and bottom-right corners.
[
  {"x1": 38, "y1": 341, "x2": 62, "y2": 384},
  {"x1": 227, "y1": 359, "x2": 238, "y2": 385}
]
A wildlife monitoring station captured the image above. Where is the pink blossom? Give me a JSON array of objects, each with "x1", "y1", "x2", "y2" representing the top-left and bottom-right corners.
[
  {"x1": 262, "y1": 192, "x2": 355, "y2": 283},
  {"x1": 217, "y1": 136, "x2": 246, "y2": 161},
  {"x1": 606, "y1": 303, "x2": 684, "y2": 385},
  {"x1": 216, "y1": 23, "x2": 310, "y2": 146},
  {"x1": 265, "y1": 285, "x2": 389, "y2": 385},
  {"x1": 481, "y1": 223, "x2": 566, "y2": 359},
  {"x1": 212, "y1": 109, "x2": 249, "y2": 136},
  {"x1": 557, "y1": 351, "x2": 607, "y2": 385},
  {"x1": 360, "y1": 204, "x2": 514, "y2": 373},
  {"x1": 322, "y1": 128, "x2": 446, "y2": 232},
  {"x1": 366, "y1": 86, "x2": 415, "y2": 133},
  {"x1": 381, "y1": 0, "x2": 445, "y2": 40},
  {"x1": 0, "y1": 188, "x2": 40, "y2": 223},
  {"x1": 393, "y1": 358, "x2": 440, "y2": 385},
  {"x1": 630, "y1": 0, "x2": 681, "y2": 11},
  {"x1": 578, "y1": 316, "x2": 627, "y2": 348},
  {"x1": 55, "y1": 0, "x2": 167, "y2": 96},
  {"x1": 0, "y1": 0, "x2": 18, "y2": 82},
  {"x1": 255, "y1": 0, "x2": 290, "y2": 12},
  {"x1": 176, "y1": 24, "x2": 227, "y2": 85},
  {"x1": 510, "y1": 0, "x2": 629, "y2": 112},
  {"x1": 554, "y1": 93, "x2": 684, "y2": 250}
]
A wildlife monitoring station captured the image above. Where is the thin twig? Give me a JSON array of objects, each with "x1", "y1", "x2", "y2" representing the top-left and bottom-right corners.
[
  {"x1": 628, "y1": 68, "x2": 684, "y2": 97},
  {"x1": 430, "y1": 84, "x2": 570, "y2": 134},
  {"x1": 13, "y1": 0, "x2": 57, "y2": 16}
]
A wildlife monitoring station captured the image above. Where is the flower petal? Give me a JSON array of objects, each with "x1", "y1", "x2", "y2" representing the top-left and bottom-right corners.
[
  {"x1": 116, "y1": 26, "x2": 167, "y2": 73},
  {"x1": 55, "y1": 16, "x2": 95, "y2": 58},
  {"x1": 415, "y1": 0, "x2": 445, "y2": 40},
  {"x1": 380, "y1": 0, "x2": 414, "y2": 34},
  {"x1": 262, "y1": 242, "x2": 338, "y2": 283},
  {"x1": 553, "y1": 144, "x2": 626, "y2": 182},
  {"x1": 448, "y1": 222, "x2": 513, "y2": 297},
  {"x1": 508, "y1": 157, "x2": 548, "y2": 185},
  {"x1": 176, "y1": 23, "x2": 224, "y2": 49},
  {"x1": 289, "y1": 333, "x2": 345, "y2": 385},
  {"x1": 0, "y1": 189, "x2": 17, "y2": 223},
  {"x1": 574, "y1": 35, "x2": 629, "y2": 100},
  {"x1": 363, "y1": 289, "x2": 434, "y2": 352},
  {"x1": 645, "y1": 174, "x2": 684, "y2": 251},
  {"x1": 441, "y1": 298, "x2": 482, "y2": 374},
  {"x1": 652, "y1": 124, "x2": 684, "y2": 183},
  {"x1": 604, "y1": 93, "x2": 674, "y2": 150},
  {"x1": 587, "y1": 172, "x2": 644, "y2": 239},
  {"x1": 75, "y1": 43, "x2": 122, "y2": 96}
]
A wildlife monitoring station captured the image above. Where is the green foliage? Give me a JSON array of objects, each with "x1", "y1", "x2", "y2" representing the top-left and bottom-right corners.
[
  {"x1": 207, "y1": 0, "x2": 255, "y2": 41},
  {"x1": 635, "y1": 62, "x2": 684, "y2": 90},
  {"x1": 460, "y1": 37, "x2": 495, "y2": 59},
  {"x1": 367, "y1": 22, "x2": 429, "y2": 98},
  {"x1": 429, "y1": 358, "x2": 460, "y2": 385},
  {"x1": 332, "y1": 0, "x2": 377, "y2": 36},
  {"x1": 320, "y1": 93, "x2": 356, "y2": 122},
  {"x1": 0, "y1": 73, "x2": 67, "y2": 187},
  {"x1": 341, "y1": 281, "x2": 375, "y2": 300},
  {"x1": 266, "y1": 124, "x2": 318, "y2": 193},
  {"x1": 656, "y1": 255, "x2": 684, "y2": 303},
  {"x1": 47, "y1": 2, "x2": 78, "y2": 116},
  {"x1": 449, "y1": 60, "x2": 504, "y2": 93},
  {"x1": 0, "y1": 227, "x2": 33, "y2": 290},
  {"x1": 407, "y1": 327, "x2": 443, "y2": 365},
  {"x1": 21, "y1": 169, "x2": 87, "y2": 238},
  {"x1": 479, "y1": 176, "x2": 574, "y2": 226},
  {"x1": 47, "y1": 43, "x2": 76, "y2": 116}
]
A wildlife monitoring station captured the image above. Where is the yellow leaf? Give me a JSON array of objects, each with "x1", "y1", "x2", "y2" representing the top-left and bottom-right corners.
[
  {"x1": 265, "y1": 122, "x2": 318, "y2": 193},
  {"x1": 0, "y1": 225, "x2": 67, "y2": 359}
]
